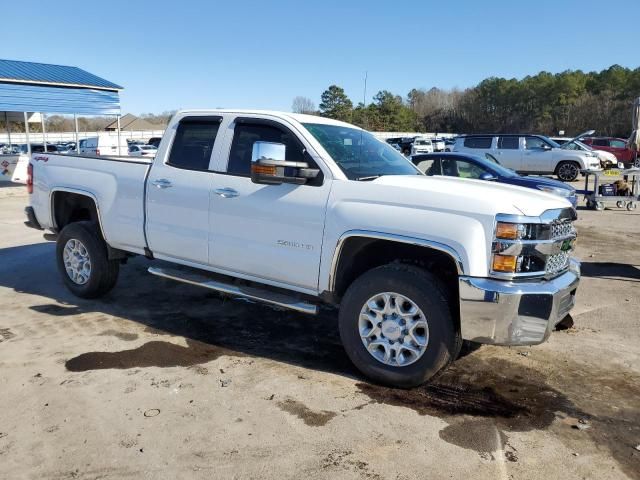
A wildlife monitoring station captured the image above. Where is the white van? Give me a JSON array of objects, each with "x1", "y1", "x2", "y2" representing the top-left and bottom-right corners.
[{"x1": 79, "y1": 136, "x2": 129, "y2": 156}]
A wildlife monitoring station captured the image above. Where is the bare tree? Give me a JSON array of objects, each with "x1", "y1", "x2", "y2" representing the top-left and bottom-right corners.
[{"x1": 292, "y1": 96, "x2": 317, "y2": 115}]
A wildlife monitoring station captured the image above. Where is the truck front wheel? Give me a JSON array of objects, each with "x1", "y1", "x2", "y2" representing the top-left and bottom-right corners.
[
  {"x1": 56, "y1": 221, "x2": 119, "y2": 299},
  {"x1": 338, "y1": 264, "x2": 460, "y2": 388}
]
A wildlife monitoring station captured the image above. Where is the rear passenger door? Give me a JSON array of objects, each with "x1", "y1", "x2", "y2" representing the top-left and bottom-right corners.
[
  {"x1": 145, "y1": 116, "x2": 222, "y2": 265},
  {"x1": 208, "y1": 116, "x2": 331, "y2": 292},
  {"x1": 495, "y1": 136, "x2": 522, "y2": 171}
]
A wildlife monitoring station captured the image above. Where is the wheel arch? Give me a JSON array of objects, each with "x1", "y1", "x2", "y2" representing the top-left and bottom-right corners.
[
  {"x1": 50, "y1": 188, "x2": 104, "y2": 235},
  {"x1": 326, "y1": 231, "x2": 464, "y2": 329}
]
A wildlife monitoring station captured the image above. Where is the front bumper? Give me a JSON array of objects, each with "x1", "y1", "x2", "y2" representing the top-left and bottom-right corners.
[{"x1": 459, "y1": 259, "x2": 580, "y2": 346}]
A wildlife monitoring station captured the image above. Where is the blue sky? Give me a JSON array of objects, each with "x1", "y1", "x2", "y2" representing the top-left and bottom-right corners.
[{"x1": 3, "y1": 0, "x2": 638, "y2": 115}]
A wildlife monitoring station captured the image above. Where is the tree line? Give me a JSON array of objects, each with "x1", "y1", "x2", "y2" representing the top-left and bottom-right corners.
[{"x1": 293, "y1": 65, "x2": 640, "y2": 136}]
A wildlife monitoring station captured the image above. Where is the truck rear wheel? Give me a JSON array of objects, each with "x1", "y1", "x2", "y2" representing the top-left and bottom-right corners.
[
  {"x1": 338, "y1": 264, "x2": 460, "y2": 388},
  {"x1": 56, "y1": 221, "x2": 119, "y2": 298}
]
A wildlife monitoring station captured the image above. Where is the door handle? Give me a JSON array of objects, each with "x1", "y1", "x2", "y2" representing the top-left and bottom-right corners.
[
  {"x1": 152, "y1": 179, "x2": 172, "y2": 189},
  {"x1": 214, "y1": 187, "x2": 239, "y2": 198}
]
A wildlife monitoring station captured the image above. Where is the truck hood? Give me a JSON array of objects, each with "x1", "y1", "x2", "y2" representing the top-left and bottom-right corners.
[{"x1": 370, "y1": 175, "x2": 571, "y2": 217}]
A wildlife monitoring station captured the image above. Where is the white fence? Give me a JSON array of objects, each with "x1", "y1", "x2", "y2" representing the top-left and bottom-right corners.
[
  {"x1": 0, "y1": 130, "x2": 166, "y2": 144},
  {"x1": 1, "y1": 129, "x2": 456, "y2": 145}
]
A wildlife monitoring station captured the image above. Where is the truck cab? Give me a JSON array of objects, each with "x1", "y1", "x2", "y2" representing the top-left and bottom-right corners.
[{"x1": 26, "y1": 110, "x2": 581, "y2": 388}]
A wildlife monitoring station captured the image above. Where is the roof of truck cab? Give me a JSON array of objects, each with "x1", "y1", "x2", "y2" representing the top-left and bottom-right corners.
[{"x1": 175, "y1": 109, "x2": 361, "y2": 129}]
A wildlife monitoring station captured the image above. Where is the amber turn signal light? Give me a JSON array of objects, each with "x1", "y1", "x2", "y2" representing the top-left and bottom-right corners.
[
  {"x1": 251, "y1": 164, "x2": 277, "y2": 176},
  {"x1": 495, "y1": 222, "x2": 519, "y2": 240},
  {"x1": 492, "y1": 254, "x2": 518, "y2": 272}
]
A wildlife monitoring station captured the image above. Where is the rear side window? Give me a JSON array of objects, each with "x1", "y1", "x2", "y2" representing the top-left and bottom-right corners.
[
  {"x1": 227, "y1": 123, "x2": 305, "y2": 176},
  {"x1": 592, "y1": 139, "x2": 608, "y2": 147},
  {"x1": 167, "y1": 118, "x2": 221, "y2": 170},
  {"x1": 498, "y1": 136, "x2": 519, "y2": 149},
  {"x1": 463, "y1": 137, "x2": 493, "y2": 149},
  {"x1": 610, "y1": 139, "x2": 626, "y2": 148}
]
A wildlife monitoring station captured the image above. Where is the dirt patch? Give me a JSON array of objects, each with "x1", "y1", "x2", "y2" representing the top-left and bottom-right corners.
[
  {"x1": 65, "y1": 339, "x2": 237, "y2": 372},
  {"x1": 0, "y1": 328, "x2": 15, "y2": 342},
  {"x1": 277, "y1": 399, "x2": 337, "y2": 427},
  {"x1": 98, "y1": 330, "x2": 139, "y2": 341}
]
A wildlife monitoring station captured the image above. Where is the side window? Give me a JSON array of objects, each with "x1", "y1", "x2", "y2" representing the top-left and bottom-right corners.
[
  {"x1": 592, "y1": 139, "x2": 608, "y2": 147},
  {"x1": 524, "y1": 136, "x2": 547, "y2": 149},
  {"x1": 498, "y1": 136, "x2": 519, "y2": 149},
  {"x1": 167, "y1": 118, "x2": 221, "y2": 170},
  {"x1": 415, "y1": 157, "x2": 439, "y2": 175},
  {"x1": 441, "y1": 159, "x2": 487, "y2": 179},
  {"x1": 610, "y1": 139, "x2": 626, "y2": 148},
  {"x1": 463, "y1": 136, "x2": 493, "y2": 149},
  {"x1": 228, "y1": 123, "x2": 305, "y2": 176}
]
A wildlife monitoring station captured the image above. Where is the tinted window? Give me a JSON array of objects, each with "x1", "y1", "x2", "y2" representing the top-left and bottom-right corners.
[
  {"x1": 228, "y1": 123, "x2": 305, "y2": 176},
  {"x1": 463, "y1": 137, "x2": 493, "y2": 149},
  {"x1": 524, "y1": 136, "x2": 548, "y2": 149},
  {"x1": 167, "y1": 119, "x2": 220, "y2": 170},
  {"x1": 498, "y1": 136, "x2": 519, "y2": 149},
  {"x1": 441, "y1": 159, "x2": 487, "y2": 179},
  {"x1": 610, "y1": 139, "x2": 626, "y2": 148},
  {"x1": 592, "y1": 139, "x2": 608, "y2": 147}
]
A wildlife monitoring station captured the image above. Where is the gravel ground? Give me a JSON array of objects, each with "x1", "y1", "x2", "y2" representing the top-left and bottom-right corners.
[{"x1": 0, "y1": 182, "x2": 638, "y2": 480}]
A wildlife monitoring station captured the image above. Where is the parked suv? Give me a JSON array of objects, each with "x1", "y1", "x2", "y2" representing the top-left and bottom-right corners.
[
  {"x1": 580, "y1": 137, "x2": 634, "y2": 167},
  {"x1": 411, "y1": 137, "x2": 434, "y2": 155},
  {"x1": 453, "y1": 134, "x2": 601, "y2": 181}
]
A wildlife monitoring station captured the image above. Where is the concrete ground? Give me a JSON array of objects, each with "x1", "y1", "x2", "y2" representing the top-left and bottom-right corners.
[{"x1": 0, "y1": 182, "x2": 638, "y2": 480}]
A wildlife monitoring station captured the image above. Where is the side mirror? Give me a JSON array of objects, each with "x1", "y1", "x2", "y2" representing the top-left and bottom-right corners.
[
  {"x1": 479, "y1": 172, "x2": 497, "y2": 181},
  {"x1": 250, "y1": 141, "x2": 319, "y2": 185}
]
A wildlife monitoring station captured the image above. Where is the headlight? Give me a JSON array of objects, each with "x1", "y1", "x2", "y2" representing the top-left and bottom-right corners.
[
  {"x1": 491, "y1": 217, "x2": 576, "y2": 276},
  {"x1": 537, "y1": 185, "x2": 572, "y2": 197}
]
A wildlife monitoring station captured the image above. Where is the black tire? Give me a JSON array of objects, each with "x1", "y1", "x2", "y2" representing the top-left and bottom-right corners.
[
  {"x1": 56, "y1": 221, "x2": 119, "y2": 298},
  {"x1": 555, "y1": 161, "x2": 580, "y2": 182},
  {"x1": 338, "y1": 264, "x2": 460, "y2": 388}
]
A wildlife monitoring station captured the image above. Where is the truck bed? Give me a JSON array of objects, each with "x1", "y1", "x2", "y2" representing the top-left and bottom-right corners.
[{"x1": 30, "y1": 153, "x2": 152, "y2": 255}]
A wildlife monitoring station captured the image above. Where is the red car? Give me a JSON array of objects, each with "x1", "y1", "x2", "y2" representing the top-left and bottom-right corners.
[{"x1": 581, "y1": 137, "x2": 634, "y2": 166}]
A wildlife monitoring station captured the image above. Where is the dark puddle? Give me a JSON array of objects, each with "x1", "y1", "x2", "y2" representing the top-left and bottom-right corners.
[
  {"x1": 277, "y1": 399, "x2": 337, "y2": 427},
  {"x1": 98, "y1": 330, "x2": 138, "y2": 341},
  {"x1": 65, "y1": 339, "x2": 237, "y2": 372},
  {"x1": 30, "y1": 304, "x2": 83, "y2": 316},
  {"x1": 356, "y1": 355, "x2": 640, "y2": 479}
]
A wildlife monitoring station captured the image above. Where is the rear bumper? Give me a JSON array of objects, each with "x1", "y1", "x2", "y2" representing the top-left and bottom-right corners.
[
  {"x1": 459, "y1": 259, "x2": 580, "y2": 346},
  {"x1": 24, "y1": 206, "x2": 43, "y2": 230}
]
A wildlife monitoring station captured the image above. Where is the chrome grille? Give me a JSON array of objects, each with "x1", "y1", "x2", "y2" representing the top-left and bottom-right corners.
[
  {"x1": 546, "y1": 252, "x2": 570, "y2": 274},
  {"x1": 550, "y1": 220, "x2": 574, "y2": 239}
]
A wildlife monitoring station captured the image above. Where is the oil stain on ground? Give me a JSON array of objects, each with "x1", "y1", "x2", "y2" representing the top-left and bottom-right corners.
[
  {"x1": 65, "y1": 339, "x2": 238, "y2": 371},
  {"x1": 277, "y1": 399, "x2": 337, "y2": 427},
  {"x1": 356, "y1": 354, "x2": 640, "y2": 479},
  {"x1": 98, "y1": 330, "x2": 139, "y2": 341}
]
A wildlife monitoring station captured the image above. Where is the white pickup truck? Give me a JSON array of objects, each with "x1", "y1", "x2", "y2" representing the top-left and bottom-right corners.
[{"x1": 25, "y1": 110, "x2": 580, "y2": 387}]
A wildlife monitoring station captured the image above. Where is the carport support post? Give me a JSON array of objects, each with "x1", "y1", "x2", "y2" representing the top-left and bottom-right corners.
[
  {"x1": 23, "y1": 112, "x2": 31, "y2": 157},
  {"x1": 41, "y1": 113, "x2": 47, "y2": 153},
  {"x1": 116, "y1": 114, "x2": 122, "y2": 156},
  {"x1": 74, "y1": 114, "x2": 79, "y2": 152},
  {"x1": 4, "y1": 112, "x2": 11, "y2": 148}
]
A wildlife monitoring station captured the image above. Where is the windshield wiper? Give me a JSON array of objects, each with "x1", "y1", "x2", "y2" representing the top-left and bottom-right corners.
[{"x1": 356, "y1": 175, "x2": 382, "y2": 181}]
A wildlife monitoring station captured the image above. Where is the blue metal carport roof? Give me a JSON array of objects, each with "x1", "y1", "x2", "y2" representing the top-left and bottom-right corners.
[{"x1": 0, "y1": 59, "x2": 122, "y2": 116}]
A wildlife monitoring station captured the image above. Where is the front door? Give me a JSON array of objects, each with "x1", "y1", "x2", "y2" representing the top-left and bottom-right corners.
[
  {"x1": 145, "y1": 116, "x2": 222, "y2": 265},
  {"x1": 208, "y1": 117, "x2": 330, "y2": 292},
  {"x1": 523, "y1": 135, "x2": 553, "y2": 172}
]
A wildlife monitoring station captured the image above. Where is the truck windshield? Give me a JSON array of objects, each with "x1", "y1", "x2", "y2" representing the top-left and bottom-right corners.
[{"x1": 303, "y1": 123, "x2": 421, "y2": 180}]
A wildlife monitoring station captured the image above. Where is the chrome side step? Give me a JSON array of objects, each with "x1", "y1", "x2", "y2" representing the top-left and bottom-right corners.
[{"x1": 148, "y1": 266, "x2": 318, "y2": 315}]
